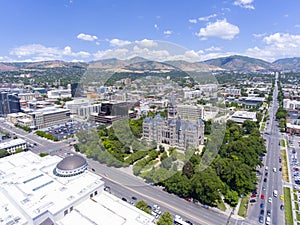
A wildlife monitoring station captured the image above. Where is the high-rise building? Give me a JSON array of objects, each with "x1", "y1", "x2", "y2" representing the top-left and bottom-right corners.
[
  {"x1": 70, "y1": 82, "x2": 84, "y2": 97},
  {"x1": 0, "y1": 92, "x2": 21, "y2": 116}
]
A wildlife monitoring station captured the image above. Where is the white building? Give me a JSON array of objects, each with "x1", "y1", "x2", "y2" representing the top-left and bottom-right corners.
[
  {"x1": 0, "y1": 138, "x2": 27, "y2": 153},
  {"x1": 283, "y1": 99, "x2": 300, "y2": 110},
  {"x1": 29, "y1": 107, "x2": 71, "y2": 129},
  {"x1": 230, "y1": 111, "x2": 257, "y2": 124},
  {"x1": 176, "y1": 104, "x2": 204, "y2": 120},
  {"x1": 0, "y1": 151, "x2": 154, "y2": 225},
  {"x1": 65, "y1": 99, "x2": 101, "y2": 119},
  {"x1": 47, "y1": 89, "x2": 72, "y2": 99}
]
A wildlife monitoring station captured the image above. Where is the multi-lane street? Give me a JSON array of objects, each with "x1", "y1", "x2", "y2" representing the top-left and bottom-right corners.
[
  {"x1": 246, "y1": 77, "x2": 285, "y2": 225},
  {"x1": 0, "y1": 120, "x2": 233, "y2": 225},
  {"x1": 1, "y1": 85, "x2": 286, "y2": 225}
]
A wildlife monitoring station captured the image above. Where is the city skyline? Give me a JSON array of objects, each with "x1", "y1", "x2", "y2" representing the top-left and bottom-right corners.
[{"x1": 1, "y1": 0, "x2": 300, "y2": 63}]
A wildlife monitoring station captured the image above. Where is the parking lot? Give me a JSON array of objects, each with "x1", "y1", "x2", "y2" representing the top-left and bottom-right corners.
[{"x1": 41, "y1": 120, "x2": 99, "y2": 140}]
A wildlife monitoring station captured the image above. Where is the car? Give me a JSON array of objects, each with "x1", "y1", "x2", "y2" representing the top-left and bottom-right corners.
[
  {"x1": 267, "y1": 209, "x2": 271, "y2": 216},
  {"x1": 91, "y1": 168, "x2": 95, "y2": 172},
  {"x1": 260, "y1": 203, "x2": 265, "y2": 209},
  {"x1": 251, "y1": 193, "x2": 257, "y2": 198},
  {"x1": 273, "y1": 167, "x2": 277, "y2": 172},
  {"x1": 121, "y1": 197, "x2": 127, "y2": 202},
  {"x1": 265, "y1": 166, "x2": 268, "y2": 171},
  {"x1": 185, "y1": 220, "x2": 193, "y2": 225},
  {"x1": 268, "y1": 197, "x2": 272, "y2": 203},
  {"x1": 132, "y1": 196, "x2": 137, "y2": 201},
  {"x1": 280, "y1": 195, "x2": 284, "y2": 200},
  {"x1": 266, "y1": 216, "x2": 271, "y2": 225},
  {"x1": 185, "y1": 198, "x2": 191, "y2": 202},
  {"x1": 250, "y1": 199, "x2": 256, "y2": 203},
  {"x1": 265, "y1": 172, "x2": 268, "y2": 176},
  {"x1": 273, "y1": 190, "x2": 278, "y2": 197},
  {"x1": 262, "y1": 186, "x2": 266, "y2": 191},
  {"x1": 261, "y1": 194, "x2": 264, "y2": 200},
  {"x1": 259, "y1": 215, "x2": 264, "y2": 223},
  {"x1": 260, "y1": 209, "x2": 264, "y2": 215},
  {"x1": 264, "y1": 178, "x2": 267, "y2": 182},
  {"x1": 280, "y1": 204, "x2": 284, "y2": 211}
]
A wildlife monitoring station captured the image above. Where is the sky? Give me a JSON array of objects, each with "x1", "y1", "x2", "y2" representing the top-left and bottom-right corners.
[{"x1": 1, "y1": 0, "x2": 300, "y2": 63}]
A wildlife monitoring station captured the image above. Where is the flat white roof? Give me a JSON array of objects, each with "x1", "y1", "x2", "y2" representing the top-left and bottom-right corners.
[
  {"x1": 0, "y1": 151, "x2": 103, "y2": 224},
  {"x1": 58, "y1": 192, "x2": 154, "y2": 225},
  {"x1": 0, "y1": 138, "x2": 27, "y2": 149},
  {"x1": 0, "y1": 152, "x2": 154, "y2": 225}
]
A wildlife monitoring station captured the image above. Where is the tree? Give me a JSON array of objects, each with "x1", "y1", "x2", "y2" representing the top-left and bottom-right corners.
[
  {"x1": 157, "y1": 212, "x2": 174, "y2": 225},
  {"x1": 242, "y1": 120, "x2": 257, "y2": 135},
  {"x1": 182, "y1": 161, "x2": 194, "y2": 179},
  {"x1": 135, "y1": 200, "x2": 151, "y2": 214},
  {"x1": 224, "y1": 189, "x2": 239, "y2": 207}
]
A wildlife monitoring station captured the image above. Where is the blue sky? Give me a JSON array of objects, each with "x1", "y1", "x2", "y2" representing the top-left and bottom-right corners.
[{"x1": 1, "y1": 0, "x2": 300, "y2": 62}]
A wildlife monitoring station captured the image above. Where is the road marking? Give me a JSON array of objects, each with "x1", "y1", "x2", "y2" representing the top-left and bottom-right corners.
[{"x1": 100, "y1": 170, "x2": 223, "y2": 225}]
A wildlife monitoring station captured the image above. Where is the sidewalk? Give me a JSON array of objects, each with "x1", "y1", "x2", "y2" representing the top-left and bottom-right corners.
[{"x1": 283, "y1": 137, "x2": 298, "y2": 225}]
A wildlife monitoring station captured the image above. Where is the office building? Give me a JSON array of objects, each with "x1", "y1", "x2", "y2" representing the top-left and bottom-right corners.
[
  {"x1": 230, "y1": 111, "x2": 257, "y2": 123},
  {"x1": 0, "y1": 92, "x2": 21, "y2": 116},
  {"x1": 70, "y1": 83, "x2": 84, "y2": 97},
  {"x1": 0, "y1": 138, "x2": 27, "y2": 153},
  {"x1": 65, "y1": 99, "x2": 101, "y2": 119},
  {"x1": 47, "y1": 89, "x2": 72, "y2": 99},
  {"x1": 90, "y1": 101, "x2": 135, "y2": 124},
  {"x1": 29, "y1": 107, "x2": 71, "y2": 129},
  {"x1": 0, "y1": 151, "x2": 154, "y2": 225},
  {"x1": 176, "y1": 104, "x2": 204, "y2": 120}
]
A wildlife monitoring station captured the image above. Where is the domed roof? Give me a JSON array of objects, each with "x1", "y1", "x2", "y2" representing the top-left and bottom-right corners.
[{"x1": 56, "y1": 154, "x2": 87, "y2": 171}]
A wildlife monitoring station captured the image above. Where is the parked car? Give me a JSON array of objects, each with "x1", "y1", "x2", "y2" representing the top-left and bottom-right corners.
[
  {"x1": 260, "y1": 203, "x2": 265, "y2": 209},
  {"x1": 259, "y1": 215, "x2": 264, "y2": 223}
]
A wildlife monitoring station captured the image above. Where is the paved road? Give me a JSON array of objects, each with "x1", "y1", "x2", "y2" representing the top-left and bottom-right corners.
[
  {"x1": 245, "y1": 77, "x2": 285, "y2": 224},
  {"x1": 1, "y1": 121, "x2": 233, "y2": 225},
  {"x1": 88, "y1": 159, "x2": 230, "y2": 225}
]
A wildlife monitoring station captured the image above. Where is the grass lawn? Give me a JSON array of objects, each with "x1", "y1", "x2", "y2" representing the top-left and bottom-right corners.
[
  {"x1": 282, "y1": 150, "x2": 289, "y2": 182},
  {"x1": 238, "y1": 195, "x2": 249, "y2": 217},
  {"x1": 281, "y1": 139, "x2": 286, "y2": 147},
  {"x1": 216, "y1": 199, "x2": 227, "y2": 211},
  {"x1": 260, "y1": 122, "x2": 266, "y2": 131},
  {"x1": 284, "y1": 187, "x2": 293, "y2": 225}
]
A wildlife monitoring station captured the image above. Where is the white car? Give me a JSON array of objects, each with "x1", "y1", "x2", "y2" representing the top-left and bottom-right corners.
[
  {"x1": 268, "y1": 197, "x2": 272, "y2": 203},
  {"x1": 273, "y1": 167, "x2": 276, "y2": 172}
]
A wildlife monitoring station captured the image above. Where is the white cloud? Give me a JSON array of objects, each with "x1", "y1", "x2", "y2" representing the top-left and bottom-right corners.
[
  {"x1": 198, "y1": 14, "x2": 217, "y2": 21},
  {"x1": 77, "y1": 33, "x2": 98, "y2": 41},
  {"x1": 252, "y1": 33, "x2": 267, "y2": 38},
  {"x1": 93, "y1": 48, "x2": 130, "y2": 60},
  {"x1": 294, "y1": 24, "x2": 300, "y2": 28},
  {"x1": 135, "y1": 39, "x2": 158, "y2": 47},
  {"x1": 163, "y1": 30, "x2": 172, "y2": 35},
  {"x1": 196, "y1": 19, "x2": 240, "y2": 40},
  {"x1": 154, "y1": 24, "x2": 159, "y2": 30},
  {"x1": 9, "y1": 44, "x2": 90, "y2": 61},
  {"x1": 233, "y1": 0, "x2": 255, "y2": 9},
  {"x1": 246, "y1": 33, "x2": 300, "y2": 61},
  {"x1": 205, "y1": 46, "x2": 222, "y2": 52},
  {"x1": 188, "y1": 19, "x2": 197, "y2": 24},
  {"x1": 109, "y1": 38, "x2": 131, "y2": 47}
]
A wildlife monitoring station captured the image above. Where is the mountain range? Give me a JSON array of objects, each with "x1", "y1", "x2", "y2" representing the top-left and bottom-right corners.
[{"x1": 1, "y1": 55, "x2": 300, "y2": 72}]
